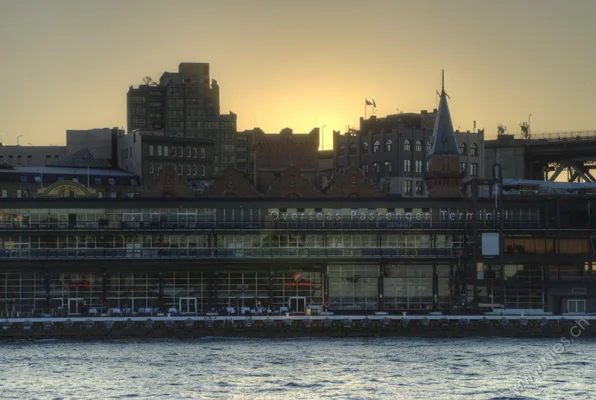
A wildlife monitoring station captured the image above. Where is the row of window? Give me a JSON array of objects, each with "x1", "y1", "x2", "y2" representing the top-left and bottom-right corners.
[
  {"x1": 338, "y1": 140, "x2": 479, "y2": 156},
  {"x1": 148, "y1": 164, "x2": 206, "y2": 177},
  {"x1": 148, "y1": 145, "x2": 206, "y2": 159},
  {"x1": 338, "y1": 161, "x2": 479, "y2": 177},
  {"x1": 0, "y1": 154, "x2": 60, "y2": 166},
  {"x1": 0, "y1": 188, "x2": 126, "y2": 199}
]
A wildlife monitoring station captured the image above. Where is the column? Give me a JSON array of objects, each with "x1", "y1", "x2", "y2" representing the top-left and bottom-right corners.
[
  {"x1": 268, "y1": 268, "x2": 274, "y2": 307},
  {"x1": 323, "y1": 264, "x2": 329, "y2": 312},
  {"x1": 432, "y1": 262, "x2": 439, "y2": 311},
  {"x1": 157, "y1": 272, "x2": 164, "y2": 310},
  {"x1": 102, "y1": 271, "x2": 108, "y2": 311},
  {"x1": 44, "y1": 268, "x2": 51, "y2": 314},
  {"x1": 377, "y1": 264, "x2": 384, "y2": 312}
]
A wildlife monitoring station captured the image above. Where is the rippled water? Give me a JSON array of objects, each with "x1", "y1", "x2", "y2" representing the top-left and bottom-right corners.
[{"x1": 1, "y1": 337, "x2": 595, "y2": 399}]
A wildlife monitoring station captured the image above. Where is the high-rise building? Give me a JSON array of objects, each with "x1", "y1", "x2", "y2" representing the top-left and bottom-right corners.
[{"x1": 126, "y1": 62, "x2": 236, "y2": 176}]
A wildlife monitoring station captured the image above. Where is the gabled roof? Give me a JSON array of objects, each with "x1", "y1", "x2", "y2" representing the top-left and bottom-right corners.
[
  {"x1": 265, "y1": 165, "x2": 321, "y2": 197},
  {"x1": 203, "y1": 166, "x2": 259, "y2": 197},
  {"x1": 428, "y1": 71, "x2": 459, "y2": 156},
  {"x1": 49, "y1": 148, "x2": 113, "y2": 168},
  {"x1": 326, "y1": 165, "x2": 383, "y2": 198}
]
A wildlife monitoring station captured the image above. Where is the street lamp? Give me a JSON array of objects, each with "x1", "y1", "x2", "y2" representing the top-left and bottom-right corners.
[
  {"x1": 322, "y1": 125, "x2": 326, "y2": 151},
  {"x1": 528, "y1": 114, "x2": 532, "y2": 135},
  {"x1": 17, "y1": 135, "x2": 23, "y2": 146}
]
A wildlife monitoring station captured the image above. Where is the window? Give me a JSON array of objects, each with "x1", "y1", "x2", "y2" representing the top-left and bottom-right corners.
[
  {"x1": 361, "y1": 164, "x2": 369, "y2": 174},
  {"x1": 164, "y1": 146, "x2": 169, "y2": 157},
  {"x1": 460, "y1": 142, "x2": 467, "y2": 155},
  {"x1": 373, "y1": 162, "x2": 380, "y2": 173},
  {"x1": 471, "y1": 143, "x2": 478, "y2": 156},
  {"x1": 1, "y1": 189, "x2": 7, "y2": 198},
  {"x1": 415, "y1": 160, "x2": 423, "y2": 173},
  {"x1": 337, "y1": 144, "x2": 345, "y2": 156},
  {"x1": 20, "y1": 176, "x2": 27, "y2": 183},
  {"x1": 384, "y1": 161, "x2": 392, "y2": 172},
  {"x1": 148, "y1": 145, "x2": 154, "y2": 156},
  {"x1": 404, "y1": 159, "x2": 411, "y2": 172},
  {"x1": 338, "y1": 166, "x2": 345, "y2": 173},
  {"x1": 17, "y1": 155, "x2": 22, "y2": 165},
  {"x1": 200, "y1": 166, "x2": 206, "y2": 176},
  {"x1": 373, "y1": 141, "x2": 380, "y2": 153},
  {"x1": 349, "y1": 143, "x2": 357, "y2": 156},
  {"x1": 404, "y1": 139, "x2": 411, "y2": 152},
  {"x1": 172, "y1": 146, "x2": 177, "y2": 157},
  {"x1": 415, "y1": 140, "x2": 423, "y2": 152},
  {"x1": 426, "y1": 140, "x2": 431, "y2": 153},
  {"x1": 187, "y1": 147, "x2": 191, "y2": 157},
  {"x1": 178, "y1": 147, "x2": 183, "y2": 157},
  {"x1": 200, "y1": 148, "x2": 205, "y2": 159},
  {"x1": 385, "y1": 139, "x2": 392, "y2": 152},
  {"x1": 157, "y1": 145, "x2": 163, "y2": 156},
  {"x1": 361, "y1": 141, "x2": 369, "y2": 153},
  {"x1": 157, "y1": 164, "x2": 162, "y2": 172},
  {"x1": 178, "y1": 164, "x2": 183, "y2": 175},
  {"x1": 108, "y1": 178, "x2": 115, "y2": 185},
  {"x1": 415, "y1": 181, "x2": 424, "y2": 195},
  {"x1": 471, "y1": 163, "x2": 478, "y2": 176},
  {"x1": 192, "y1": 165, "x2": 197, "y2": 176},
  {"x1": 404, "y1": 180, "x2": 412, "y2": 195},
  {"x1": 192, "y1": 147, "x2": 198, "y2": 158},
  {"x1": 17, "y1": 190, "x2": 22, "y2": 198},
  {"x1": 460, "y1": 162, "x2": 467, "y2": 174},
  {"x1": 567, "y1": 299, "x2": 586, "y2": 313},
  {"x1": 94, "y1": 178, "x2": 102, "y2": 185},
  {"x1": 22, "y1": 189, "x2": 29, "y2": 198},
  {"x1": 149, "y1": 163, "x2": 154, "y2": 174},
  {"x1": 186, "y1": 165, "x2": 191, "y2": 175}
]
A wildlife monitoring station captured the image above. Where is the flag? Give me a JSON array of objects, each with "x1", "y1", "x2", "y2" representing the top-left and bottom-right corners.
[
  {"x1": 373, "y1": 99, "x2": 376, "y2": 108},
  {"x1": 365, "y1": 99, "x2": 372, "y2": 106}
]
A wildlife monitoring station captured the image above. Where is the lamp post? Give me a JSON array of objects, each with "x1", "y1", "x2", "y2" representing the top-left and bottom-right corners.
[
  {"x1": 322, "y1": 125, "x2": 326, "y2": 151},
  {"x1": 528, "y1": 114, "x2": 532, "y2": 137},
  {"x1": 17, "y1": 135, "x2": 23, "y2": 146}
]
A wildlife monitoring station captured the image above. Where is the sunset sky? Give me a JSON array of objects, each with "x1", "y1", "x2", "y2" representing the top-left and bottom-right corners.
[{"x1": 1, "y1": 0, "x2": 595, "y2": 149}]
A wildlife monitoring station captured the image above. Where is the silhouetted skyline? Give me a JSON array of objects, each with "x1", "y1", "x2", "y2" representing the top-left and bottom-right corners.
[{"x1": 1, "y1": 0, "x2": 595, "y2": 148}]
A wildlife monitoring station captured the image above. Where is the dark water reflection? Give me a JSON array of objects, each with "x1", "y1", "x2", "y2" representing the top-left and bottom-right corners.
[{"x1": 0, "y1": 337, "x2": 594, "y2": 399}]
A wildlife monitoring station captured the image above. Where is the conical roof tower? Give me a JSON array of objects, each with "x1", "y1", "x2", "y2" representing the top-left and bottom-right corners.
[{"x1": 424, "y1": 70, "x2": 463, "y2": 198}]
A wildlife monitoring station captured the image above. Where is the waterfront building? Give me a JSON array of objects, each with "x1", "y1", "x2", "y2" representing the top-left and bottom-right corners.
[{"x1": 1, "y1": 75, "x2": 594, "y2": 318}]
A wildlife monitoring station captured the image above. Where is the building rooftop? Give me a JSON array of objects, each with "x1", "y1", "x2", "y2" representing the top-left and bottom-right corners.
[{"x1": 49, "y1": 148, "x2": 113, "y2": 168}]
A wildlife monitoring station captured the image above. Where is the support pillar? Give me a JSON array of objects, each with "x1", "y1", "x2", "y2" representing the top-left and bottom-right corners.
[
  {"x1": 157, "y1": 272, "x2": 163, "y2": 310},
  {"x1": 44, "y1": 267, "x2": 51, "y2": 315},
  {"x1": 432, "y1": 262, "x2": 439, "y2": 311},
  {"x1": 102, "y1": 271, "x2": 108, "y2": 312},
  {"x1": 323, "y1": 264, "x2": 329, "y2": 312},
  {"x1": 268, "y1": 268, "x2": 274, "y2": 307},
  {"x1": 377, "y1": 264, "x2": 385, "y2": 312}
]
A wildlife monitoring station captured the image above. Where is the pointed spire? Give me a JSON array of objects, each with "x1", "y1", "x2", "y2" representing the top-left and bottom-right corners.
[{"x1": 428, "y1": 70, "x2": 459, "y2": 156}]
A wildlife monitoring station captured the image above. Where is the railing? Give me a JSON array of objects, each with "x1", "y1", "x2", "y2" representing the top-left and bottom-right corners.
[
  {"x1": 0, "y1": 220, "x2": 544, "y2": 231},
  {"x1": 527, "y1": 130, "x2": 596, "y2": 142},
  {"x1": 0, "y1": 247, "x2": 457, "y2": 260}
]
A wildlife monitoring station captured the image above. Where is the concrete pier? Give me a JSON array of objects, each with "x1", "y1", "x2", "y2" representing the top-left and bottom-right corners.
[{"x1": 1, "y1": 315, "x2": 594, "y2": 340}]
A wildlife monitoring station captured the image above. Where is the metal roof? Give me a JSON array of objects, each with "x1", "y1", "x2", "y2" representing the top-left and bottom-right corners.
[{"x1": 49, "y1": 148, "x2": 113, "y2": 168}]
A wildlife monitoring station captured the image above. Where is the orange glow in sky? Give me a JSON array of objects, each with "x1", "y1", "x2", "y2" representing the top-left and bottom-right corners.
[{"x1": 1, "y1": 0, "x2": 595, "y2": 150}]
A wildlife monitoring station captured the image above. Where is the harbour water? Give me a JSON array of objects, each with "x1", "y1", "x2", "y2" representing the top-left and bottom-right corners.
[{"x1": 1, "y1": 337, "x2": 594, "y2": 399}]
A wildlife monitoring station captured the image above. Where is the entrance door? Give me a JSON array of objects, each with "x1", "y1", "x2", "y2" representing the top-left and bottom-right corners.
[
  {"x1": 289, "y1": 296, "x2": 307, "y2": 313},
  {"x1": 179, "y1": 297, "x2": 197, "y2": 314},
  {"x1": 68, "y1": 298, "x2": 84, "y2": 315}
]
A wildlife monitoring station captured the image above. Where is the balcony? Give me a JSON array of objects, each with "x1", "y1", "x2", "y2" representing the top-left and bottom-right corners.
[{"x1": 0, "y1": 247, "x2": 457, "y2": 261}]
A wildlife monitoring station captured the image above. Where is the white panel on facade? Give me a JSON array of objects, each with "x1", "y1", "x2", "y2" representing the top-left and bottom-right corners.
[{"x1": 482, "y1": 233, "x2": 499, "y2": 256}]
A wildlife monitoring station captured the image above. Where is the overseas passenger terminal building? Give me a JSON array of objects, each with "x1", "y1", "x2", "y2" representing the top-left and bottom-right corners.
[{"x1": 1, "y1": 86, "x2": 595, "y2": 317}]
